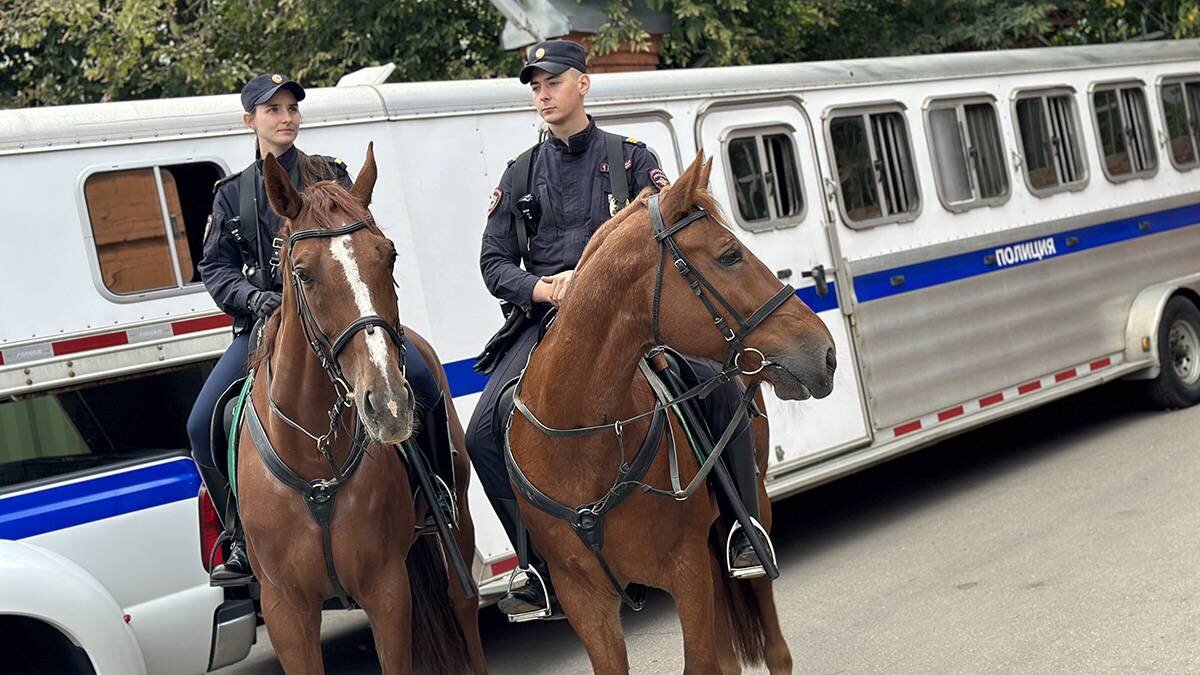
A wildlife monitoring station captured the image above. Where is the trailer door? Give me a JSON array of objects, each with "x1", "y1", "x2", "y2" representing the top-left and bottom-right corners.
[{"x1": 697, "y1": 98, "x2": 871, "y2": 476}]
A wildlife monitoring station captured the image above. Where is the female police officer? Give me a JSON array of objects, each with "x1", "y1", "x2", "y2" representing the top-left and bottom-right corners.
[
  {"x1": 186, "y1": 74, "x2": 441, "y2": 584},
  {"x1": 467, "y1": 40, "x2": 771, "y2": 619}
]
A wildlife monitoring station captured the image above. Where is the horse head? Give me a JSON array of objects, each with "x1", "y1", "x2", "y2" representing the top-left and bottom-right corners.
[
  {"x1": 578, "y1": 152, "x2": 836, "y2": 400},
  {"x1": 262, "y1": 142, "x2": 415, "y2": 443}
]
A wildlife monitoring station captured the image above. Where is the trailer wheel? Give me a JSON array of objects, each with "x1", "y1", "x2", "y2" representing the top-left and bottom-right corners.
[{"x1": 1144, "y1": 295, "x2": 1200, "y2": 409}]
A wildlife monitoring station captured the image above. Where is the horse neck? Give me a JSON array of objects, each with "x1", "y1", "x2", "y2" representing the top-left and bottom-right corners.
[
  {"x1": 260, "y1": 309, "x2": 361, "y2": 474},
  {"x1": 522, "y1": 269, "x2": 651, "y2": 430}
]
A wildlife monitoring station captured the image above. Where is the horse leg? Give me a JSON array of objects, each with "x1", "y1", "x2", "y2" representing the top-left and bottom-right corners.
[
  {"x1": 448, "y1": 514, "x2": 488, "y2": 673},
  {"x1": 665, "y1": 545, "x2": 723, "y2": 675},
  {"x1": 356, "y1": 558, "x2": 413, "y2": 675},
  {"x1": 259, "y1": 578, "x2": 326, "y2": 675},
  {"x1": 708, "y1": 548, "x2": 742, "y2": 675},
  {"x1": 551, "y1": 565, "x2": 630, "y2": 674},
  {"x1": 749, "y1": 577, "x2": 792, "y2": 674}
]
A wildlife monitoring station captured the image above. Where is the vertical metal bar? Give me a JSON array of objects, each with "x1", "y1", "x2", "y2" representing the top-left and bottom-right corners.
[
  {"x1": 863, "y1": 114, "x2": 889, "y2": 217},
  {"x1": 153, "y1": 166, "x2": 185, "y2": 288}
]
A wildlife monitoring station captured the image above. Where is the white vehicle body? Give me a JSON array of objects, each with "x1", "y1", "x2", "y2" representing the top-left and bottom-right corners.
[{"x1": 2, "y1": 40, "x2": 1198, "y2": 672}]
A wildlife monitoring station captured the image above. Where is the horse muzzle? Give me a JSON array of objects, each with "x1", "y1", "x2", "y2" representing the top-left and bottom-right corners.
[
  {"x1": 763, "y1": 342, "x2": 836, "y2": 401},
  {"x1": 357, "y1": 382, "x2": 415, "y2": 444}
]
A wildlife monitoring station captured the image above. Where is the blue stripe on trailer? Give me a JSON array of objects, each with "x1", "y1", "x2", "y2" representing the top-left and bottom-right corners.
[
  {"x1": 443, "y1": 282, "x2": 841, "y2": 398},
  {"x1": 854, "y1": 203, "x2": 1200, "y2": 303},
  {"x1": 0, "y1": 458, "x2": 200, "y2": 540}
]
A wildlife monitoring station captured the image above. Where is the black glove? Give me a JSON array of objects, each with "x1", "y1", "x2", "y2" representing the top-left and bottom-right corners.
[{"x1": 247, "y1": 290, "x2": 282, "y2": 318}]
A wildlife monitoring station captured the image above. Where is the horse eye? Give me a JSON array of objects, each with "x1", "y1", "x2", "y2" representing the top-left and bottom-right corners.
[
  {"x1": 295, "y1": 267, "x2": 313, "y2": 284},
  {"x1": 719, "y1": 247, "x2": 742, "y2": 267}
]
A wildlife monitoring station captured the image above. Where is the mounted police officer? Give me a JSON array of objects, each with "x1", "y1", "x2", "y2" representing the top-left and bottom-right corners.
[
  {"x1": 466, "y1": 40, "x2": 773, "y2": 620},
  {"x1": 187, "y1": 73, "x2": 442, "y2": 585}
]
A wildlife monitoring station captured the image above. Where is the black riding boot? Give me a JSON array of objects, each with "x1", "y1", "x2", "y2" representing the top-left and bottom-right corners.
[
  {"x1": 719, "y1": 413, "x2": 774, "y2": 578},
  {"x1": 196, "y1": 463, "x2": 253, "y2": 586},
  {"x1": 492, "y1": 497, "x2": 561, "y2": 620}
]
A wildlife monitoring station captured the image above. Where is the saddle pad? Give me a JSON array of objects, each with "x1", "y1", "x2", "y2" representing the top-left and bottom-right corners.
[{"x1": 227, "y1": 371, "x2": 254, "y2": 500}]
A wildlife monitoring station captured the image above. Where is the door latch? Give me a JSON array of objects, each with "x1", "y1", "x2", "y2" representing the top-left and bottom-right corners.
[{"x1": 801, "y1": 264, "x2": 829, "y2": 298}]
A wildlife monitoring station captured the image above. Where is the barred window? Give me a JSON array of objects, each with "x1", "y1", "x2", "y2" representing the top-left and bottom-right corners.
[
  {"x1": 829, "y1": 106, "x2": 920, "y2": 227},
  {"x1": 1160, "y1": 76, "x2": 1200, "y2": 170},
  {"x1": 1014, "y1": 90, "x2": 1088, "y2": 195},
  {"x1": 1092, "y1": 83, "x2": 1157, "y2": 181},
  {"x1": 725, "y1": 129, "x2": 805, "y2": 231},
  {"x1": 84, "y1": 162, "x2": 221, "y2": 296},
  {"x1": 926, "y1": 97, "x2": 1009, "y2": 212}
]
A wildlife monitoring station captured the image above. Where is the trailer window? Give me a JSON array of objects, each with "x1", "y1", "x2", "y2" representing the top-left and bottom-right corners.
[
  {"x1": 1091, "y1": 84, "x2": 1157, "y2": 181},
  {"x1": 829, "y1": 107, "x2": 919, "y2": 228},
  {"x1": 0, "y1": 366, "x2": 207, "y2": 489},
  {"x1": 926, "y1": 98, "x2": 1009, "y2": 212},
  {"x1": 84, "y1": 161, "x2": 222, "y2": 296},
  {"x1": 724, "y1": 129, "x2": 805, "y2": 231},
  {"x1": 1159, "y1": 77, "x2": 1200, "y2": 170},
  {"x1": 1014, "y1": 90, "x2": 1087, "y2": 196}
]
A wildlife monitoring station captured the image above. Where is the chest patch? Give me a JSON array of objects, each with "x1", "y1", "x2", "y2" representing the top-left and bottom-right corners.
[{"x1": 599, "y1": 159, "x2": 634, "y2": 174}]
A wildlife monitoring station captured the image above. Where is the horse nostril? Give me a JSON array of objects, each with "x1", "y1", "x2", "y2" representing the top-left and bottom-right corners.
[
  {"x1": 363, "y1": 389, "x2": 376, "y2": 417},
  {"x1": 825, "y1": 347, "x2": 837, "y2": 373}
]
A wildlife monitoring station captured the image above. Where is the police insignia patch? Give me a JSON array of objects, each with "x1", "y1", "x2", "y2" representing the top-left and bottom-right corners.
[
  {"x1": 488, "y1": 188, "x2": 501, "y2": 216},
  {"x1": 599, "y1": 163, "x2": 609, "y2": 173},
  {"x1": 649, "y1": 168, "x2": 670, "y2": 189},
  {"x1": 625, "y1": 159, "x2": 633, "y2": 170}
]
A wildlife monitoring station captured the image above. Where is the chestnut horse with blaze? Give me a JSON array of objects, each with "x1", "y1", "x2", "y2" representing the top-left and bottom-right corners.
[
  {"x1": 236, "y1": 144, "x2": 486, "y2": 674},
  {"x1": 507, "y1": 154, "x2": 836, "y2": 673}
]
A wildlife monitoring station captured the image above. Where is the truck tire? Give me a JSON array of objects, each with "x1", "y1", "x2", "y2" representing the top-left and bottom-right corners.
[
  {"x1": 1143, "y1": 295, "x2": 1200, "y2": 409},
  {"x1": 0, "y1": 617, "x2": 96, "y2": 675}
]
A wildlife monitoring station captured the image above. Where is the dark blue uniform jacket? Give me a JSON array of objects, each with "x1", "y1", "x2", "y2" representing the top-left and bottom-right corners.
[
  {"x1": 199, "y1": 146, "x2": 351, "y2": 329},
  {"x1": 480, "y1": 120, "x2": 669, "y2": 312}
]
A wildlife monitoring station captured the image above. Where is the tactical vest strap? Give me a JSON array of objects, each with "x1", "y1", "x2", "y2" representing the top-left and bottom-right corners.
[
  {"x1": 510, "y1": 144, "x2": 539, "y2": 264},
  {"x1": 237, "y1": 165, "x2": 270, "y2": 290},
  {"x1": 605, "y1": 132, "x2": 629, "y2": 211}
]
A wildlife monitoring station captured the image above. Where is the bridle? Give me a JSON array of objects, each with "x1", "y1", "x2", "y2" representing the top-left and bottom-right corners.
[
  {"x1": 648, "y1": 192, "x2": 795, "y2": 377},
  {"x1": 505, "y1": 191, "x2": 797, "y2": 610}
]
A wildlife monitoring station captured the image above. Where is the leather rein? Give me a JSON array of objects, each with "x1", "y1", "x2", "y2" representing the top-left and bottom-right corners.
[
  {"x1": 244, "y1": 218, "x2": 409, "y2": 608},
  {"x1": 505, "y1": 193, "x2": 795, "y2": 609}
]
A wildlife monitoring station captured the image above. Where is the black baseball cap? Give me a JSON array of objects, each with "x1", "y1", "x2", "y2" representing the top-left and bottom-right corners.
[
  {"x1": 240, "y1": 73, "x2": 306, "y2": 112},
  {"x1": 519, "y1": 40, "x2": 587, "y2": 84}
]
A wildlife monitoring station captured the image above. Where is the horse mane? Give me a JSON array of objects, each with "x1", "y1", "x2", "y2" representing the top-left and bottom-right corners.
[{"x1": 249, "y1": 181, "x2": 377, "y2": 371}]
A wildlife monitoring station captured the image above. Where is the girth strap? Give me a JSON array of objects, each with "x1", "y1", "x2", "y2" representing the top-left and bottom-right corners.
[{"x1": 245, "y1": 394, "x2": 368, "y2": 608}]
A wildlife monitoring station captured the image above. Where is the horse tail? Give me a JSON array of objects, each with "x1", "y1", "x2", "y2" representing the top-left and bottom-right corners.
[
  {"x1": 407, "y1": 534, "x2": 471, "y2": 674},
  {"x1": 711, "y1": 516, "x2": 768, "y2": 666}
]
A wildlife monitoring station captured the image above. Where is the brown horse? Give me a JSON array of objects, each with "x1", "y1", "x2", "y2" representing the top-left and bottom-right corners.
[
  {"x1": 236, "y1": 143, "x2": 486, "y2": 674},
  {"x1": 507, "y1": 153, "x2": 836, "y2": 674}
]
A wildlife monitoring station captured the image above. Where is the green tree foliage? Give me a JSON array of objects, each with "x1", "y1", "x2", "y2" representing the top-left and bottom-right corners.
[
  {"x1": 0, "y1": 0, "x2": 520, "y2": 108},
  {"x1": 593, "y1": 0, "x2": 1200, "y2": 66}
]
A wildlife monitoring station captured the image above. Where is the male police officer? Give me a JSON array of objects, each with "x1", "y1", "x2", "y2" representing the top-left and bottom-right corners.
[{"x1": 466, "y1": 40, "x2": 772, "y2": 619}]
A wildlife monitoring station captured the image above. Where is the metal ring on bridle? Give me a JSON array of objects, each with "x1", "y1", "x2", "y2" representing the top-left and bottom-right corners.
[{"x1": 734, "y1": 347, "x2": 770, "y2": 375}]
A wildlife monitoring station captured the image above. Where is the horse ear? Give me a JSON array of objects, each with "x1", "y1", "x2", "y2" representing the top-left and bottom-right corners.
[
  {"x1": 657, "y1": 150, "x2": 706, "y2": 224},
  {"x1": 350, "y1": 141, "x2": 377, "y2": 209},
  {"x1": 263, "y1": 152, "x2": 303, "y2": 220}
]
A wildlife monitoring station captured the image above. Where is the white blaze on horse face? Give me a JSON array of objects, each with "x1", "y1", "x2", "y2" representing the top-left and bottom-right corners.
[{"x1": 329, "y1": 235, "x2": 400, "y2": 414}]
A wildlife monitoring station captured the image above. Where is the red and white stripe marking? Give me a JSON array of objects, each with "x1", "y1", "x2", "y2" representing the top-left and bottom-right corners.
[
  {"x1": 891, "y1": 354, "x2": 1122, "y2": 439},
  {"x1": 0, "y1": 314, "x2": 232, "y2": 367}
]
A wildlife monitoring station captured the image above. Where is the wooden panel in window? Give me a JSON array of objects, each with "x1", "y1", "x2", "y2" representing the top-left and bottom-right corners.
[{"x1": 85, "y1": 169, "x2": 175, "y2": 294}]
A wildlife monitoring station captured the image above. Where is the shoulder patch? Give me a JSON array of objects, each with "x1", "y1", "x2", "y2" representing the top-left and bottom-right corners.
[
  {"x1": 649, "y1": 168, "x2": 670, "y2": 190},
  {"x1": 507, "y1": 156, "x2": 517, "y2": 168},
  {"x1": 623, "y1": 137, "x2": 646, "y2": 148},
  {"x1": 488, "y1": 188, "x2": 502, "y2": 216}
]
